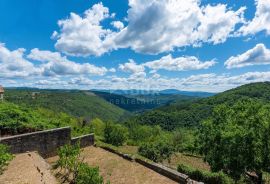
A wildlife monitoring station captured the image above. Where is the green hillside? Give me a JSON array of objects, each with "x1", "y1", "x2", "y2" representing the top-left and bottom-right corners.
[
  {"x1": 4, "y1": 89, "x2": 129, "y2": 122},
  {"x1": 134, "y1": 82, "x2": 270, "y2": 130},
  {"x1": 92, "y1": 91, "x2": 195, "y2": 112}
]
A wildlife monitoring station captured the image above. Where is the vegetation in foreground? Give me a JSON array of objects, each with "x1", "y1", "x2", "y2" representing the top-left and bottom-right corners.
[
  {"x1": 0, "y1": 144, "x2": 13, "y2": 175},
  {"x1": 55, "y1": 144, "x2": 108, "y2": 184}
]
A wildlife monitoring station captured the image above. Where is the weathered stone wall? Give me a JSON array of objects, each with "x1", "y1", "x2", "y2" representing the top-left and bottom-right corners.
[
  {"x1": 135, "y1": 158, "x2": 191, "y2": 184},
  {"x1": 0, "y1": 127, "x2": 94, "y2": 158},
  {"x1": 71, "y1": 134, "x2": 94, "y2": 148}
]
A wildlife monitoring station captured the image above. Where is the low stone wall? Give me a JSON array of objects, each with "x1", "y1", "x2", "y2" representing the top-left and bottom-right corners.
[
  {"x1": 0, "y1": 127, "x2": 94, "y2": 158},
  {"x1": 135, "y1": 158, "x2": 190, "y2": 184},
  {"x1": 98, "y1": 146, "x2": 201, "y2": 184},
  {"x1": 98, "y1": 145, "x2": 134, "y2": 161},
  {"x1": 71, "y1": 134, "x2": 94, "y2": 148}
]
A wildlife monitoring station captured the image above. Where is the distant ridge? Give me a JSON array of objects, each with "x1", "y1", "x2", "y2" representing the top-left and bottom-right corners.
[
  {"x1": 135, "y1": 82, "x2": 270, "y2": 130},
  {"x1": 91, "y1": 89, "x2": 216, "y2": 97},
  {"x1": 159, "y1": 89, "x2": 215, "y2": 97}
]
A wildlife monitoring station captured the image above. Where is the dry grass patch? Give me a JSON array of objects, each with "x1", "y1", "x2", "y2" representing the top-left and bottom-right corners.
[
  {"x1": 164, "y1": 153, "x2": 210, "y2": 171},
  {"x1": 47, "y1": 146, "x2": 177, "y2": 184},
  {"x1": 0, "y1": 152, "x2": 57, "y2": 184}
]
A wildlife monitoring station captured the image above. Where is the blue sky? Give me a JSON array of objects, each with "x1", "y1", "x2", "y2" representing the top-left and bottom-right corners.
[{"x1": 0, "y1": 0, "x2": 270, "y2": 92}]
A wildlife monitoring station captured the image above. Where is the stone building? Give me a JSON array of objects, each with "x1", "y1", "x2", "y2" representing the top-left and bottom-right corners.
[{"x1": 0, "y1": 85, "x2": 4, "y2": 101}]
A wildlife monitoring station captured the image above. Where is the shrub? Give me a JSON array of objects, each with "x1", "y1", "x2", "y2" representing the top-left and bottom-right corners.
[
  {"x1": 90, "y1": 118, "x2": 105, "y2": 137},
  {"x1": 127, "y1": 121, "x2": 162, "y2": 145},
  {"x1": 172, "y1": 129, "x2": 197, "y2": 153},
  {"x1": 138, "y1": 142, "x2": 159, "y2": 162},
  {"x1": 56, "y1": 143, "x2": 81, "y2": 174},
  {"x1": 104, "y1": 122, "x2": 128, "y2": 146},
  {"x1": 0, "y1": 144, "x2": 13, "y2": 174},
  {"x1": 75, "y1": 163, "x2": 104, "y2": 184},
  {"x1": 138, "y1": 140, "x2": 174, "y2": 162},
  {"x1": 56, "y1": 144, "x2": 106, "y2": 184},
  {"x1": 177, "y1": 164, "x2": 233, "y2": 184}
]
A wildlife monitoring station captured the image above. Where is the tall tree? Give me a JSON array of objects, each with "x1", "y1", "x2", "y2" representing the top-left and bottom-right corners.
[{"x1": 199, "y1": 99, "x2": 270, "y2": 183}]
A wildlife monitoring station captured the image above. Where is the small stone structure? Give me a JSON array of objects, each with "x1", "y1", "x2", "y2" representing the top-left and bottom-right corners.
[
  {"x1": 0, "y1": 85, "x2": 4, "y2": 101},
  {"x1": 0, "y1": 127, "x2": 94, "y2": 157}
]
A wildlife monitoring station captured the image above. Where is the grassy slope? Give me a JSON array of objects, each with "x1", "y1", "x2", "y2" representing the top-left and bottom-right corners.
[
  {"x1": 135, "y1": 82, "x2": 270, "y2": 128},
  {"x1": 5, "y1": 89, "x2": 129, "y2": 122}
]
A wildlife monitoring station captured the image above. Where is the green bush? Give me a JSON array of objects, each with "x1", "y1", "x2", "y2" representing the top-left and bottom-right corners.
[
  {"x1": 89, "y1": 118, "x2": 105, "y2": 137},
  {"x1": 56, "y1": 144, "x2": 81, "y2": 172},
  {"x1": 126, "y1": 121, "x2": 162, "y2": 145},
  {"x1": 75, "y1": 163, "x2": 104, "y2": 184},
  {"x1": 104, "y1": 122, "x2": 128, "y2": 146},
  {"x1": 56, "y1": 144, "x2": 106, "y2": 184},
  {"x1": 172, "y1": 128, "x2": 197, "y2": 153},
  {"x1": 0, "y1": 144, "x2": 13, "y2": 174},
  {"x1": 177, "y1": 164, "x2": 233, "y2": 184},
  {"x1": 138, "y1": 140, "x2": 174, "y2": 162}
]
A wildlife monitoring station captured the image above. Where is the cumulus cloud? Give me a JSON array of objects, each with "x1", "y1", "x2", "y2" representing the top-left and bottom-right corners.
[
  {"x1": 239, "y1": 0, "x2": 270, "y2": 36},
  {"x1": 0, "y1": 43, "x2": 39, "y2": 78},
  {"x1": 119, "y1": 59, "x2": 145, "y2": 73},
  {"x1": 53, "y1": 0, "x2": 246, "y2": 56},
  {"x1": 108, "y1": 71, "x2": 270, "y2": 92},
  {"x1": 27, "y1": 48, "x2": 66, "y2": 62},
  {"x1": 28, "y1": 48, "x2": 108, "y2": 76},
  {"x1": 225, "y1": 43, "x2": 270, "y2": 69},
  {"x1": 52, "y1": 3, "x2": 115, "y2": 57},
  {"x1": 143, "y1": 54, "x2": 216, "y2": 71},
  {"x1": 114, "y1": 0, "x2": 245, "y2": 54},
  {"x1": 0, "y1": 43, "x2": 109, "y2": 79},
  {"x1": 111, "y1": 21, "x2": 124, "y2": 30}
]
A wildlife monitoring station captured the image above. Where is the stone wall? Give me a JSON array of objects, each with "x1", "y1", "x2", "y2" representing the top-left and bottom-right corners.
[
  {"x1": 71, "y1": 134, "x2": 94, "y2": 148},
  {"x1": 135, "y1": 158, "x2": 191, "y2": 184},
  {"x1": 98, "y1": 146, "x2": 202, "y2": 184},
  {"x1": 0, "y1": 127, "x2": 94, "y2": 158}
]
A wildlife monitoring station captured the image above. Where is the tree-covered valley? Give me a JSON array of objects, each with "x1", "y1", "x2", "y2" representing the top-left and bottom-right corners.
[{"x1": 1, "y1": 82, "x2": 270, "y2": 183}]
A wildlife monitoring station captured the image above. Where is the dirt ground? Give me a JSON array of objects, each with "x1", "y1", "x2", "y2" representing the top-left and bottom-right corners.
[
  {"x1": 0, "y1": 152, "x2": 57, "y2": 184},
  {"x1": 47, "y1": 146, "x2": 177, "y2": 184}
]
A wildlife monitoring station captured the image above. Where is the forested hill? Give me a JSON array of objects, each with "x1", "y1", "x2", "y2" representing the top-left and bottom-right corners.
[
  {"x1": 92, "y1": 91, "x2": 195, "y2": 112},
  {"x1": 5, "y1": 89, "x2": 129, "y2": 122},
  {"x1": 134, "y1": 82, "x2": 270, "y2": 130}
]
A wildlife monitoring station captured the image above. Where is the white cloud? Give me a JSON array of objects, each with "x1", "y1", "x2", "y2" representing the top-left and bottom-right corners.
[
  {"x1": 0, "y1": 43, "x2": 109, "y2": 79},
  {"x1": 27, "y1": 48, "x2": 67, "y2": 62},
  {"x1": 152, "y1": 73, "x2": 160, "y2": 79},
  {"x1": 195, "y1": 4, "x2": 246, "y2": 45},
  {"x1": 68, "y1": 77, "x2": 95, "y2": 85},
  {"x1": 52, "y1": 3, "x2": 115, "y2": 57},
  {"x1": 111, "y1": 21, "x2": 124, "y2": 30},
  {"x1": 119, "y1": 59, "x2": 145, "y2": 73},
  {"x1": 239, "y1": 0, "x2": 270, "y2": 36},
  {"x1": 28, "y1": 48, "x2": 108, "y2": 76},
  {"x1": 90, "y1": 71, "x2": 270, "y2": 92},
  {"x1": 53, "y1": 0, "x2": 246, "y2": 56},
  {"x1": 143, "y1": 54, "x2": 216, "y2": 71},
  {"x1": 225, "y1": 43, "x2": 270, "y2": 69},
  {"x1": 0, "y1": 43, "x2": 39, "y2": 78},
  {"x1": 109, "y1": 68, "x2": 116, "y2": 72}
]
